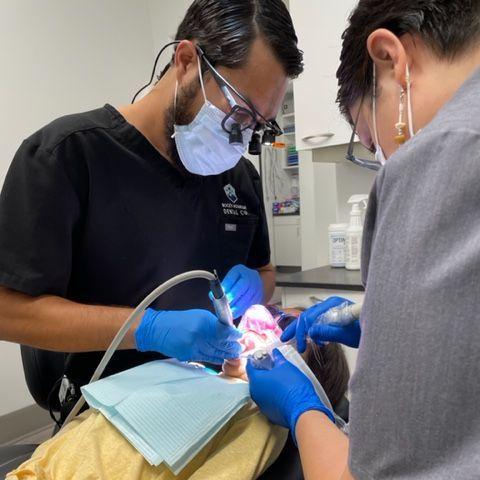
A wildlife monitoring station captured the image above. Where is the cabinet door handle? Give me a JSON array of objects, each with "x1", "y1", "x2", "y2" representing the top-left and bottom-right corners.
[{"x1": 302, "y1": 132, "x2": 335, "y2": 143}]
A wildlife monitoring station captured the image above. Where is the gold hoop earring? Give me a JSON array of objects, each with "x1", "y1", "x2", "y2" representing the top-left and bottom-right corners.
[{"x1": 395, "y1": 88, "x2": 407, "y2": 145}]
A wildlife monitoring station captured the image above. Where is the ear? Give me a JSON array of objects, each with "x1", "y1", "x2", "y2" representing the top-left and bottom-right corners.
[
  {"x1": 367, "y1": 29, "x2": 408, "y2": 88},
  {"x1": 174, "y1": 40, "x2": 200, "y2": 85}
]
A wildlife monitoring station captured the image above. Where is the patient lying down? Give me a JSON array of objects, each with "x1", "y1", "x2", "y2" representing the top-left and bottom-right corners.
[{"x1": 7, "y1": 306, "x2": 349, "y2": 480}]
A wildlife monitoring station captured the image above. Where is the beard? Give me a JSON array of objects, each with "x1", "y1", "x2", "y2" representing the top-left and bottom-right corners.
[{"x1": 164, "y1": 78, "x2": 201, "y2": 177}]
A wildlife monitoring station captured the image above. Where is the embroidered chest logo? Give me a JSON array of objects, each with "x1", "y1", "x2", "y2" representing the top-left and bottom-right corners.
[
  {"x1": 222, "y1": 184, "x2": 249, "y2": 217},
  {"x1": 223, "y1": 184, "x2": 238, "y2": 203}
]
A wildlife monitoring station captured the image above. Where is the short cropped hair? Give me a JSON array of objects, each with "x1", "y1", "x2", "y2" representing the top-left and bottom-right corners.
[{"x1": 337, "y1": 0, "x2": 480, "y2": 121}]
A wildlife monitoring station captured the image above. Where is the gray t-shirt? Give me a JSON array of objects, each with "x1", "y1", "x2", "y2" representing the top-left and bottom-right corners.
[{"x1": 349, "y1": 68, "x2": 480, "y2": 479}]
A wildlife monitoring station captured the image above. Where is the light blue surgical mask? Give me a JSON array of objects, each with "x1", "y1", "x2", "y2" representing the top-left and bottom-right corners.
[{"x1": 172, "y1": 57, "x2": 252, "y2": 176}]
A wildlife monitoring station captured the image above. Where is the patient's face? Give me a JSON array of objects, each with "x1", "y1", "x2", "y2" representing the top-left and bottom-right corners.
[{"x1": 222, "y1": 305, "x2": 297, "y2": 380}]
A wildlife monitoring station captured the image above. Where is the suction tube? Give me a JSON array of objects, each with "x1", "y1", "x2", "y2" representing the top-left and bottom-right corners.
[{"x1": 62, "y1": 270, "x2": 217, "y2": 427}]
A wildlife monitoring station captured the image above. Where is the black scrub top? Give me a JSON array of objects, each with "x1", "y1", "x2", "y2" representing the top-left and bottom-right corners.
[{"x1": 0, "y1": 104, "x2": 270, "y2": 385}]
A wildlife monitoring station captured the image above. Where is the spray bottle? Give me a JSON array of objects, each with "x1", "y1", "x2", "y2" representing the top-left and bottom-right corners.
[{"x1": 345, "y1": 195, "x2": 368, "y2": 271}]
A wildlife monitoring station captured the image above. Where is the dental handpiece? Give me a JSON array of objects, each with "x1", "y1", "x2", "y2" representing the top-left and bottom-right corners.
[
  {"x1": 210, "y1": 271, "x2": 234, "y2": 327},
  {"x1": 315, "y1": 302, "x2": 363, "y2": 327}
]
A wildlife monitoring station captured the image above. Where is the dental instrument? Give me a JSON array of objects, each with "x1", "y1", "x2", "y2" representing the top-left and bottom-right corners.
[
  {"x1": 210, "y1": 270, "x2": 234, "y2": 326},
  {"x1": 241, "y1": 301, "x2": 362, "y2": 433},
  {"x1": 250, "y1": 344, "x2": 348, "y2": 432},
  {"x1": 314, "y1": 301, "x2": 362, "y2": 327},
  {"x1": 250, "y1": 349, "x2": 275, "y2": 370}
]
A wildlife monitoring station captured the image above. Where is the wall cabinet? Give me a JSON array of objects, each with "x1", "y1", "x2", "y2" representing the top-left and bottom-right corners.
[
  {"x1": 273, "y1": 216, "x2": 302, "y2": 267},
  {"x1": 289, "y1": 0, "x2": 358, "y2": 151}
]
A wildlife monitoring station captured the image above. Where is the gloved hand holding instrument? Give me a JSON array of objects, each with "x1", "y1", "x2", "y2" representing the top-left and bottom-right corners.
[
  {"x1": 281, "y1": 296, "x2": 362, "y2": 350},
  {"x1": 136, "y1": 271, "x2": 241, "y2": 364},
  {"x1": 246, "y1": 349, "x2": 335, "y2": 442},
  {"x1": 135, "y1": 308, "x2": 241, "y2": 364}
]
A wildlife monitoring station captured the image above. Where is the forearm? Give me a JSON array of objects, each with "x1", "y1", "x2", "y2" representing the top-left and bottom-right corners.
[
  {"x1": 0, "y1": 287, "x2": 137, "y2": 352},
  {"x1": 258, "y1": 263, "x2": 275, "y2": 304},
  {"x1": 296, "y1": 411, "x2": 353, "y2": 480}
]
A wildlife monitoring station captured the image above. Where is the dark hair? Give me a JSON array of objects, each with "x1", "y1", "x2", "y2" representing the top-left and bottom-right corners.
[
  {"x1": 171, "y1": 0, "x2": 303, "y2": 78},
  {"x1": 305, "y1": 343, "x2": 350, "y2": 409},
  {"x1": 277, "y1": 310, "x2": 350, "y2": 409},
  {"x1": 337, "y1": 0, "x2": 480, "y2": 121}
]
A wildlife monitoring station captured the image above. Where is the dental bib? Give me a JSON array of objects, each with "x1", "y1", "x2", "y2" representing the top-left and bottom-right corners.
[{"x1": 82, "y1": 359, "x2": 250, "y2": 474}]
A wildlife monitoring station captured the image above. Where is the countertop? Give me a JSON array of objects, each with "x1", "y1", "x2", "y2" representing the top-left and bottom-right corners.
[{"x1": 276, "y1": 265, "x2": 364, "y2": 292}]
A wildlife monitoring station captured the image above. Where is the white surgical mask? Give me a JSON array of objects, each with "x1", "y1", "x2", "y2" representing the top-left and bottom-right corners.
[
  {"x1": 172, "y1": 58, "x2": 252, "y2": 176},
  {"x1": 374, "y1": 144, "x2": 387, "y2": 166}
]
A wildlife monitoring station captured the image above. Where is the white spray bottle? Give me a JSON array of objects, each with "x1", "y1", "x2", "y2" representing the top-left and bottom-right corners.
[{"x1": 345, "y1": 194, "x2": 368, "y2": 271}]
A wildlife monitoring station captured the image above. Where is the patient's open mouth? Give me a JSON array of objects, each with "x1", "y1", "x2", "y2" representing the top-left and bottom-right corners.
[{"x1": 238, "y1": 305, "x2": 283, "y2": 356}]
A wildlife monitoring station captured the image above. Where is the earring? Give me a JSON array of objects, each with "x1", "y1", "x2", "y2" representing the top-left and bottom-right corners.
[{"x1": 394, "y1": 88, "x2": 407, "y2": 145}]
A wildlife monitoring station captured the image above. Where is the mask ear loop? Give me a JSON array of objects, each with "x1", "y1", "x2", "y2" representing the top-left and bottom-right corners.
[
  {"x1": 197, "y1": 55, "x2": 208, "y2": 103},
  {"x1": 171, "y1": 54, "x2": 207, "y2": 140},
  {"x1": 406, "y1": 64, "x2": 415, "y2": 138},
  {"x1": 372, "y1": 63, "x2": 381, "y2": 148},
  {"x1": 372, "y1": 64, "x2": 387, "y2": 165},
  {"x1": 171, "y1": 81, "x2": 179, "y2": 139}
]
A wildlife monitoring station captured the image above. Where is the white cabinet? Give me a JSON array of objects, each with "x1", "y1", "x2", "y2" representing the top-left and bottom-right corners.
[
  {"x1": 273, "y1": 216, "x2": 302, "y2": 267},
  {"x1": 289, "y1": 0, "x2": 358, "y2": 151}
]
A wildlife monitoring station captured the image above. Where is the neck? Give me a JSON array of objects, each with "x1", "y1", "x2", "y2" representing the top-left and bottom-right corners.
[
  {"x1": 117, "y1": 69, "x2": 176, "y2": 162},
  {"x1": 414, "y1": 47, "x2": 480, "y2": 131}
]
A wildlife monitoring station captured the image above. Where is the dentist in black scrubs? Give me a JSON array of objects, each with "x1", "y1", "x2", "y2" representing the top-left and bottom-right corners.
[{"x1": 0, "y1": 0, "x2": 303, "y2": 415}]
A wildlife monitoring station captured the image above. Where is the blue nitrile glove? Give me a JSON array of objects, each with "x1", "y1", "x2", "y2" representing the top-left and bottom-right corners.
[
  {"x1": 246, "y1": 349, "x2": 334, "y2": 441},
  {"x1": 135, "y1": 308, "x2": 242, "y2": 364},
  {"x1": 222, "y1": 264, "x2": 264, "y2": 318},
  {"x1": 281, "y1": 296, "x2": 356, "y2": 351},
  {"x1": 308, "y1": 320, "x2": 361, "y2": 349}
]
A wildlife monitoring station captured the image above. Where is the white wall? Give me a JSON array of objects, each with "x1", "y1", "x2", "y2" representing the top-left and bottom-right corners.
[
  {"x1": 148, "y1": 0, "x2": 192, "y2": 55},
  {"x1": 0, "y1": 0, "x2": 161, "y2": 417},
  {"x1": 335, "y1": 158, "x2": 377, "y2": 224},
  {"x1": 0, "y1": 343, "x2": 29, "y2": 417}
]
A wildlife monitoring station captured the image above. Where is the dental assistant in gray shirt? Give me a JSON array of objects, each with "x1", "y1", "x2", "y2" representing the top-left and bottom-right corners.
[{"x1": 246, "y1": 1, "x2": 480, "y2": 478}]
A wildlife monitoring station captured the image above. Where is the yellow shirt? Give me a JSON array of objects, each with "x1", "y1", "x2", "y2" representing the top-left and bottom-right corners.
[{"x1": 7, "y1": 406, "x2": 287, "y2": 480}]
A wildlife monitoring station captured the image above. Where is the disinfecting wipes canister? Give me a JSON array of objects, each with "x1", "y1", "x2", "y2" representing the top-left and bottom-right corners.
[{"x1": 328, "y1": 224, "x2": 348, "y2": 268}]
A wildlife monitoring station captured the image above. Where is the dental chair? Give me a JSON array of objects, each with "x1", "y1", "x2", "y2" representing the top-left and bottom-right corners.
[
  {"x1": 0, "y1": 346, "x2": 350, "y2": 479},
  {"x1": 0, "y1": 346, "x2": 65, "y2": 477}
]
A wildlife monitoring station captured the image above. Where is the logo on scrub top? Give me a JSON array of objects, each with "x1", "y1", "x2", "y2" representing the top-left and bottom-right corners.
[{"x1": 223, "y1": 184, "x2": 238, "y2": 204}]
